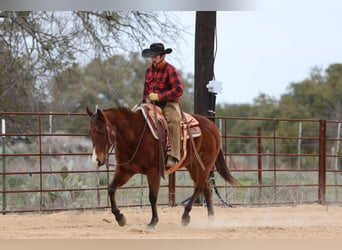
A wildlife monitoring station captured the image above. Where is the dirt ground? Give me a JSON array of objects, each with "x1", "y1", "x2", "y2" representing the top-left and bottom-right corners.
[{"x1": 1, "y1": 204, "x2": 342, "y2": 239}]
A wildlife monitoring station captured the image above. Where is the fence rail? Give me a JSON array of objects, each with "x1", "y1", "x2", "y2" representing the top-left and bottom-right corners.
[{"x1": 1, "y1": 111, "x2": 342, "y2": 214}]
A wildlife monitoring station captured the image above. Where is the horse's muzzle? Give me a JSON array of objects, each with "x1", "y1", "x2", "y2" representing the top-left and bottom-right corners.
[
  {"x1": 92, "y1": 148, "x2": 105, "y2": 167},
  {"x1": 96, "y1": 159, "x2": 104, "y2": 167}
]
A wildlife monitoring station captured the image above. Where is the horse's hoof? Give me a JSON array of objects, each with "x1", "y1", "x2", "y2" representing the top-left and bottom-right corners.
[
  {"x1": 117, "y1": 214, "x2": 127, "y2": 227},
  {"x1": 146, "y1": 219, "x2": 158, "y2": 229},
  {"x1": 181, "y1": 216, "x2": 191, "y2": 226},
  {"x1": 146, "y1": 224, "x2": 156, "y2": 230}
]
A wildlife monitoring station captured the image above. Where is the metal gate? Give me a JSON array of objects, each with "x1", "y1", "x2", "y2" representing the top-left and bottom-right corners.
[{"x1": 1, "y1": 111, "x2": 342, "y2": 214}]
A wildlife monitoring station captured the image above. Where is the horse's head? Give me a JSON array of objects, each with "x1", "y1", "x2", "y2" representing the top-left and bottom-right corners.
[{"x1": 87, "y1": 107, "x2": 114, "y2": 167}]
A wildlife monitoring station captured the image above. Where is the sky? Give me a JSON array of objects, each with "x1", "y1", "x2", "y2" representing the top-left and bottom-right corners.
[{"x1": 171, "y1": 0, "x2": 342, "y2": 104}]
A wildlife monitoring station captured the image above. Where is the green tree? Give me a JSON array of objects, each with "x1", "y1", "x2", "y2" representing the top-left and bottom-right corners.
[
  {"x1": 209, "y1": 64, "x2": 342, "y2": 163},
  {"x1": 48, "y1": 52, "x2": 194, "y2": 132},
  {"x1": 277, "y1": 64, "x2": 342, "y2": 120},
  {"x1": 0, "y1": 42, "x2": 37, "y2": 112},
  {"x1": 323, "y1": 64, "x2": 342, "y2": 120},
  {"x1": 0, "y1": 11, "x2": 185, "y2": 112},
  {"x1": 0, "y1": 41, "x2": 46, "y2": 133}
]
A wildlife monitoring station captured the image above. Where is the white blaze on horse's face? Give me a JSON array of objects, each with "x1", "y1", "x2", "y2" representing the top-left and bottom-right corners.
[{"x1": 92, "y1": 147, "x2": 98, "y2": 166}]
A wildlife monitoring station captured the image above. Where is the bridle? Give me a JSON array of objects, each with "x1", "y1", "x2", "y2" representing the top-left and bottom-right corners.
[
  {"x1": 102, "y1": 119, "x2": 148, "y2": 168},
  {"x1": 104, "y1": 125, "x2": 116, "y2": 167}
]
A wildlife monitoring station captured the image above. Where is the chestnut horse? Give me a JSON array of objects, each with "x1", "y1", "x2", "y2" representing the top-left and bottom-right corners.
[{"x1": 86, "y1": 106, "x2": 239, "y2": 228}]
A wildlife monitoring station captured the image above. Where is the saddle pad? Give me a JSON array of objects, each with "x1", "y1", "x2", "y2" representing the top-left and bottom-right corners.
[
  {"x1": 136, "y1": 104, "x2": 201, "y2": 140},
  {"x1": 136, "y1": 104, "x2": 167, "y2": 139},
  {"x1": 181, "y1": 113, "x2": 201, "y2": 139}
]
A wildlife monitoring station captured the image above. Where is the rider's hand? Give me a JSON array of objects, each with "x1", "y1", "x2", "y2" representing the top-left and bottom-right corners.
[{"x1": 148, "y1": 93, "x2": 159, "y2": 101}]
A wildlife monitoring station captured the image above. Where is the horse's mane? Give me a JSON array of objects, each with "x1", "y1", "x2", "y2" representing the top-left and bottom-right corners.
[
  {"x1": 103, "y1": 106, "x2": 143, "y2": 125},
  {"x1": 103, "y1": 106, "x2": 132, "y2": 113}
]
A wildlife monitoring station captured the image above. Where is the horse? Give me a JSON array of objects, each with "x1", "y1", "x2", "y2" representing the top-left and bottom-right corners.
[{"x1": 86, "y1": 106, "x2": 239, "y2": 228}]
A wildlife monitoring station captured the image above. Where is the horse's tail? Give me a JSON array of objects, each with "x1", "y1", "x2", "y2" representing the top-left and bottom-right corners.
[{"x1": 215, "y1": 150, "x2": 240, "y2": 186}]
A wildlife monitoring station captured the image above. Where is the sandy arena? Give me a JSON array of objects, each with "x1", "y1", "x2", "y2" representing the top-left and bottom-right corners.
[{"x1": 1, "y1": 204, "x2": 342, "y2": 239}]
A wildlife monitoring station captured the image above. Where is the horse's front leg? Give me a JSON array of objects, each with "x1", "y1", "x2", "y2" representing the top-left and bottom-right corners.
[
  {"x1": 108, "y1": 180, "x2": 127, "y2": 226},
  {"x1": 146, "y1": 172, "x2": 160, "y2": 229}
]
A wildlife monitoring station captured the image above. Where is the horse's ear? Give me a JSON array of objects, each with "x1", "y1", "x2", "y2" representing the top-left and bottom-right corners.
[
  {"x1": 95, "y1": 109, "x2": 106, "y2": 121},
  {"x1": 86, "y1": 107, "x2": 93, "y2": 117}
]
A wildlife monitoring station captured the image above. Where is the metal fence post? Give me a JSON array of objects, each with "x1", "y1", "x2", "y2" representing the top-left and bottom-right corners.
[
  {"x1": 2, "y1": 119, "x2": 6, "y2": 214},
  {"x1": 318, "y1": 119, "x2": 326, "y2": 204},
  {"x1": 257, "y1": 127, "x2": 262, "y2": 203},
  {"x1": 38, "y1": 114, "x2": 43, "y2": 211},
  {"x1": 168, "y1": 172, "x2": 176, "y2": 207}
]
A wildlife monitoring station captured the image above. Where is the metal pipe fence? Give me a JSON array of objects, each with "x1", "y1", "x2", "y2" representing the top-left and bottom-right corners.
[{"x1": 1, "y1": 111, "x2": 342, "y2": 214}]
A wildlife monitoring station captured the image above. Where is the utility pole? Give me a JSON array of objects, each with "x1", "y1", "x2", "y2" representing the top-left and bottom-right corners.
[
  {"x1": 194, "y1": 11, "x2": 216, "y2": 115},
  {"x1": 193, "y1": 11, "x2": 222, "y2": 206}
]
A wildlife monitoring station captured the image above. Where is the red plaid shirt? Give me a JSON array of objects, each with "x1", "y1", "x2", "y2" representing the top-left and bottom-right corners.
[{"x1": 143, "y1": 62, "x2": 184, "y2": 104}]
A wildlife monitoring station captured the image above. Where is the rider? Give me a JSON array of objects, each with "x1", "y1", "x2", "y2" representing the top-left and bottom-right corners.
[{"x1": 141, "y1": 43, "x2": 184, "y2": 168}]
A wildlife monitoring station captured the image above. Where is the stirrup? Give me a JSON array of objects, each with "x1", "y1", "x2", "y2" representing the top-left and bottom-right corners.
[{"x1": 166, "y1": 156, "x2": 178, "y2": 168}]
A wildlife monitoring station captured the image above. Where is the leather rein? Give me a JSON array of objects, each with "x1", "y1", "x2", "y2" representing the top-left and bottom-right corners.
[{"x1": 104, "y1": 120, "x2": 147, "y2": 167}]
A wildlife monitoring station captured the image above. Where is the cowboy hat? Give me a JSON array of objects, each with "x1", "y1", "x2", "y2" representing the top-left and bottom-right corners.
[{"x1": 142, "y1": 43, "x2": 172, "y2": 58}]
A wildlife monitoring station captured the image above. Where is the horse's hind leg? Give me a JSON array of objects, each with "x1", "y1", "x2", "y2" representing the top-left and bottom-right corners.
[
  {"x1": 182, "y1": 179, "x2": 214, "y2": 226},
  {"x1": 203, "y1": 180, "x2": 214, "y2": 217},
  {"x1": 181, "y1": 186, "x2": 202, "y2": 226}
]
